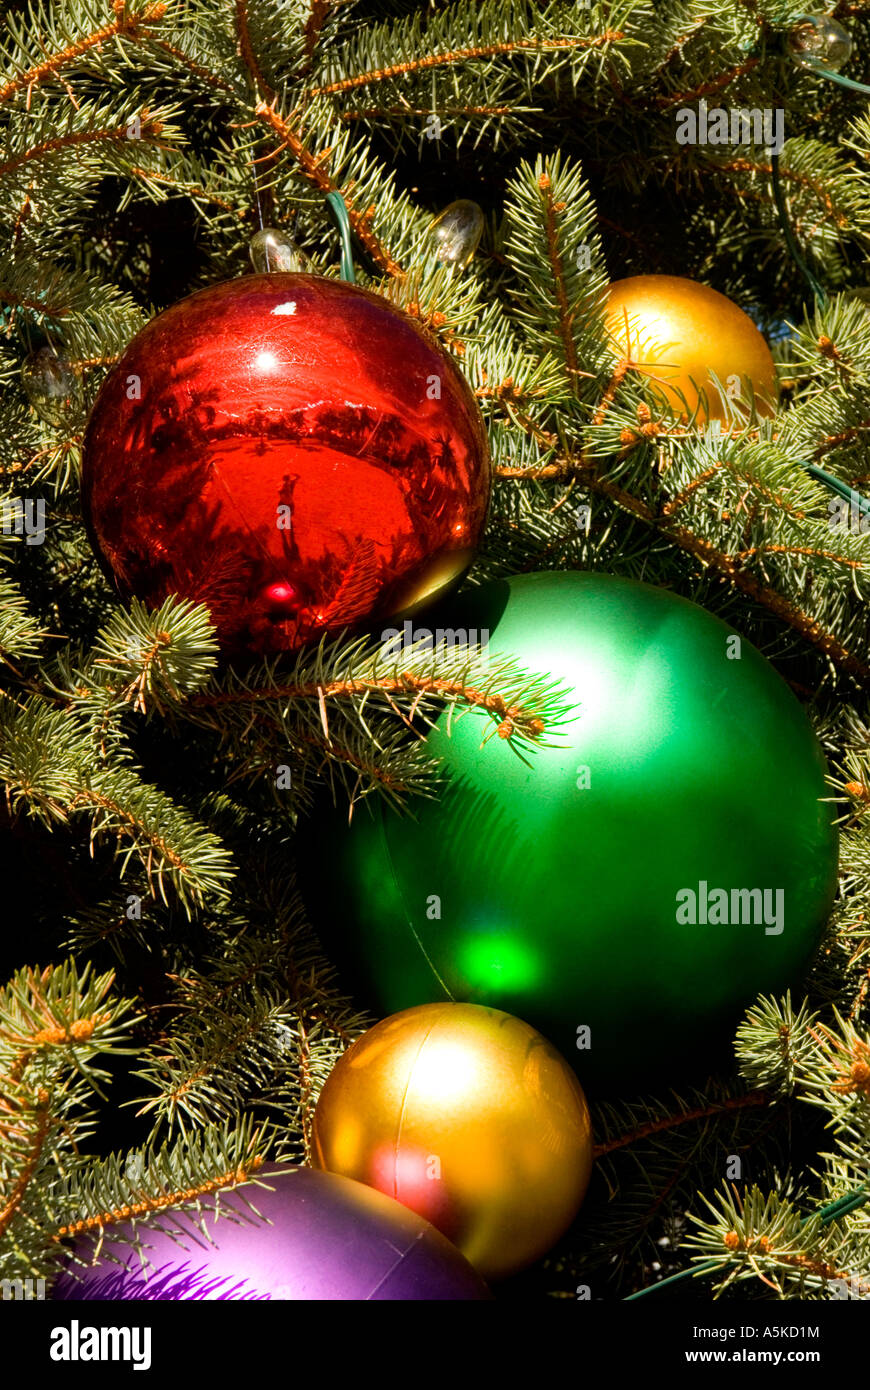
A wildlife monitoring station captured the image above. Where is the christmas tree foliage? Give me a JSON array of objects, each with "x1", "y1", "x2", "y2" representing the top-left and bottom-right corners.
[{"x1": 2, "y1": 0, "x2": 870, "y2": 1303}]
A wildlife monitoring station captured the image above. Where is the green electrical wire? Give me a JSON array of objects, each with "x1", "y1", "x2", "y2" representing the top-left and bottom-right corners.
[
  {"x1": 624, "y1": 1182, "x2": 869, "y2": 1300},
  {"x1": 806, "y1": 463, "x2": 870, "y2": 523},
  {"x1": 325, "y1": 192, "x2": 356, "y2": 284},
  {"x1": 770, "y1": 153, "x2": 827, "y2": 308},
  {"x1": 805, "y1": 68, "x2": 870, "y2": 94}
]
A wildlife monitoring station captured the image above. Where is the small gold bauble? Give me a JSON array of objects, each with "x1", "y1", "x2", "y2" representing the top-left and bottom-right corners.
[
  {"x1": 311, "y1": 1002, "x2": 593, "y2": 1281},
  {"x1": 605, "y1": 274, "x2": 777, "y2": 422}
]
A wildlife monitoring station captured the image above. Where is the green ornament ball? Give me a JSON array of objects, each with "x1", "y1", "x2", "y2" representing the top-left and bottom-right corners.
[{"x1": 303, "y1": 572, "x2": 838, "y2": 1087}]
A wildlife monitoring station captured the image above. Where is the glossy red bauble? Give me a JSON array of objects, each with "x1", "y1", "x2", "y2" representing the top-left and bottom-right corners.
[{"x1": 82, "y1": 275, "x2": 490, "y2": 654}]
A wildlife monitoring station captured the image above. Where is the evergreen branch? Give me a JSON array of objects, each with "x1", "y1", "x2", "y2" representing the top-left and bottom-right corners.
[
  {"x1": 123, "y1": 165, "x2": 243, "y2": 215},
  {"x1": 0, "y1": 1098, "x2": 49, "y2": 1242},
  {"x1": 594, "y1": 1090, "x2": 770, "y2": 1159},
  {"x1": 189, "y1": 670, "x2": 550, "y2": 743},
  {"x1": 307, "y1": 30, "x2": 625, "y2": 97},
  {"x1": 0, "y1": 963, "x2": 135, "y2": 1076},
  {"x1": 0, "y1": 287, "x2": 72, "y2": 318},
  {"x1": 580, "y1": 1073, "x2": 784, "y2": 1283},
  {"x1": 495, "y1": 461, "x2": 574, "y2": 479},
  {"x1": 296, "y1": 1010, "x2": 315, "y2": 1156},
  {"x1": 300, "y1": 1, "x2": 338, "y2": 76},
  {"x1": 235, "y1": 0, "x2": 274, "y2": 102},
  {"x1": 148, "y1": 37, "x2": 236, "y2": 93},
  {"x1": 537, "y1": 168, "x2": 580, "y2": 390},
  {"x1": 736, "y1": 543, "x2": 863, "y2": 568},
  {"x1": 0, "y1": 960, "x2": 137, "y2": 1252},
  {"x1": 658, "y1": 513, "x2": 870, "y2": 679},
  {"x1": 503, "y1": 153, "x2": 609, "y2": 391},
  {"x1": 290, "y1": 723, "x2": 422, "y2": 796},
  {"x1": 653, "y1": 57, "x2": 760, "y2": 108},
  {"x1": 652, "y1": 14, "x2": 715, "y2": 74},
  {"x1": 0, "y1": 1, "x2": 168, "y2": 107},
  {"x1": 1, "y1": 0, "x2": 869, "y2": 1303},
  {"x1": 735, "y1": 995, "x2": 822, "y2": 1094},
  {"x1": 803, "y1": 1013, "x2": 870, "y2": 1105},
  {"x1": 772, "y1": 1249, "x2": 870, "y2": 1294},
  {"x1": 69, "y1": 774, "x2": 234, "y2": 911},
  {"x1": 55, "y1": 1132, "x2": 268, "y2": 1241},
  {"x1": 0, "y1": 115, "x2": 168, "y2": 177},
  {"x1": 172, "y1": 632, "x2": 575, "y2": 806},
  {"x1": 661, "y1": 462, "x2": 810, "y2": 521},
  {"x1": 813, "y1": 418, "x2": 870, "y2": 459},
  {"x1": 686, "y1": 1185, "x2": 870, "y2": 1297},
  {"x1": 86, "y1": 598, "x2": 220, "y2": 712},
  {"x1": 130, "y1": 896, "x2": 368, "y2": 1134},
  {"x1": 135, "y1": 1009, "x2": 282, "y2": 1129},
  {"x1": 591, "y1": 359, "x2": 631, "y2": 427},
  {"x1": 475, "y1": 378, "x2": 551, "y2": 404},
  {"x1": 0, "y1": 684, "x2": 234, "y2": 911},
  {"x1": 500, "y1": 457, "x2": 870, "y2": 680},
  {"x1": 714, "y1": 156, "x2": 851, "y2": 228},
  {"x1": 337, "y1": 103, "x2": 515, "y2": 122},
  {"x1": 0, "y1": 574, "x2": 44, "y2": 662},
  {"x1": 253, "y1": 100, "x2": 403, "y2": 276},
  {"x1": 302, "y1": 3, "x2": 329, "y2": 52},
  {"x1": 72, "y1": 790, "x2": 187, "y2": 869}
]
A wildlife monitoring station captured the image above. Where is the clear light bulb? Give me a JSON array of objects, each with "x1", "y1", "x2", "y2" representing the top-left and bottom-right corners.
[
  {"x1": 431, "y1": 199, "x2": 485, "y2": 268},
  {"x1": 249, "y1": 226, "x2": 306, "y2": 273},
  {"x1": 788, "y1": 14, "x2": 852, "y2": 72},
  {"x1": 21, "y1": 346, "x2": 80, "y2": 427}
]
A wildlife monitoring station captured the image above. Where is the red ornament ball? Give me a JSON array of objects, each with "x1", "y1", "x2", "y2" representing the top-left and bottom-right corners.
[{"x1": 81, "y1": 274, "x2": 490, "y2": 654}]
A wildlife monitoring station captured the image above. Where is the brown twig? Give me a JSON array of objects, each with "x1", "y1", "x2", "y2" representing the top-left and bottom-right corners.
[
  {"x1": 149, "y1": 38, "x2": 236, "y2": 94},
  {"x1": 0, "y1": 1094, "x2": 50, "y2": 1240},
  {"x1": 307, "y1": 31, "x2": 625, "y2": 97},
  {"x1": 715, "y1": 158, "x2": 849, "y2": 228},
  {"x1": 68, "y1": 788, "x2": 191, "y2": 875},
  {"x1": 301, "y1": 0, "x2": 333, "y2": 77},
  {"x1": 736, "y1": 543, "x2": 863, "y2": 569},
  {"x1": 254, "y1": 100, "x2": 403, "y2": 277},
  {"x1": 235, "y1": 0, "x2": 275, "y2": 103},
  {"x1": 593, "y1": 1091, "x2": 770, "y2": 1159},
  {"x1": 813, "y1": 419, "x2": 870, "y2": 460},
  {"x1": 0, "y1": 118, "x2": 166, "y2": 177},
  {"x1": 654, "y1": 57, "x2": 760, "y2": 109},
  {"x1": 537, "y1": 171, "x2": 580, "y2": 391},
  {"x1": 189, "y1": 673, "x2": 546, "y2": 741},
  {"x1": 338, "y1": 103, "x2": 513, "y2": 121},
  {"x1": 54, "y1": 1157, "x2": 265, "y2": 1239}
]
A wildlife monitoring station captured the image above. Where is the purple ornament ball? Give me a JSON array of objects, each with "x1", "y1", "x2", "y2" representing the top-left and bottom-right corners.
[{"x1": 53, "y1": 1167, "x2": 491, "y2": 1301}]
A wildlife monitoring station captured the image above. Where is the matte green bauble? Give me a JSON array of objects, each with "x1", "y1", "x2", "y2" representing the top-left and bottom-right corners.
[{"x1": 304, "y1": 573, "x2": 838, "y2": 1086}]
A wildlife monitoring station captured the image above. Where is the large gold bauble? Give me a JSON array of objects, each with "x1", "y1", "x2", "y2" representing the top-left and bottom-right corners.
[
  {"x1": 605, "y1": 274, "x2": 777, "y2": 421},
  {"x1": 311, "y1": 1002, "x2": 594, "y2": 1281}
]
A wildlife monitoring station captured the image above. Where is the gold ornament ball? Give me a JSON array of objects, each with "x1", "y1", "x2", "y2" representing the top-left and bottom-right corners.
[
  {"x1": 311, "y1": 1003, "x2": 594, "y2": 1281},
  {"x1": 605, "y1": 274, "x2": 777, "y2": 421}
]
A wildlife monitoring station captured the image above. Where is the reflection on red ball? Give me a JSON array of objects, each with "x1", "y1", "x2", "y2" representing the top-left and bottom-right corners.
[{"x1": 82, "y1": 274, "x2": 490, "y2": 654}]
